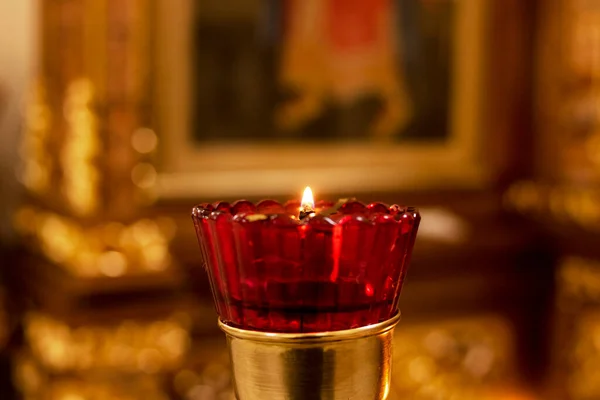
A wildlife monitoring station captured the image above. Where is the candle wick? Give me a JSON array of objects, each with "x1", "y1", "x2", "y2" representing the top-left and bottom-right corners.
[{"x1": 299, "y1": 204, "x2": 315, "y2": 220}]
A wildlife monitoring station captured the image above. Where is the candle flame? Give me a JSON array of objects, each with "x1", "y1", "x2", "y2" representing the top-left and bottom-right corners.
[{"x1": 301, "y1": 186, "x2": 314, "y2": 210}]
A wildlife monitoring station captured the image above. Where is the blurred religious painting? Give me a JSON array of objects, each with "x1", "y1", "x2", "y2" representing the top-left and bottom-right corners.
[{"x1": 192, "y1": 0, "x2": 454, "y2": 143}]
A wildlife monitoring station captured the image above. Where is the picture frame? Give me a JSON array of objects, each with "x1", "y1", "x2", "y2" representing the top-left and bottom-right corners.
[{"x1": 153, "y1": 0, "x2": 490, "y2": 200}]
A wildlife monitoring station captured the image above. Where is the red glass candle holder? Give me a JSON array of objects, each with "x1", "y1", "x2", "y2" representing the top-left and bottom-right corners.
[{"x1": 191, "y1": 199, "x2": 420, "y2": 333}]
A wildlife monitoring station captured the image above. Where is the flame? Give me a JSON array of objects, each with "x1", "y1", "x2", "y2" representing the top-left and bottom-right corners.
[{"x1": 301, "y1": 186, "x2": 314, "y2": 210}]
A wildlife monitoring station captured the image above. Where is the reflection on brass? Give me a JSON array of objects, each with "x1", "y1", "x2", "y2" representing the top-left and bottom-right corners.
[
  {"x1": 13, "y1": 311, "x2": 190, "y2": 399},
  {"x1": 12, "y1": 352, "x2": 44, "y2": 397},
  {"x1": 559, "y1": 0, "x2": 600, "y2": 182},
  {"x1": 505, "y1": 181, "x2": 600, "y2": 231},
  {"x1": 555, "y1": 258, "x2": 600, "y2": 399},
  {"x1": 564, "y1": 312, "x2": 600, "y2": 399},
  {"x1": 24, "y1": 312, "x2": 190, "y2": 373},
  {"x1": 13, "y1": 206, "x2": 176, "y2": 276},
  {"x1": 61, "y1": 79, "x2": 100, "y2": 216},
  {"x1": 568, "y1": 1, "x2": 600, "y2": 78},
  {"x1": 503, "y1": 181, "x2": 541, "y2": 214},
  {"x1": 19, "y1": 81, "x2": 52, "y2": 194},
  {"x1": 220, "y1": 313, "x2": 400, "y2": 400},
  {"x1": 173, "y1": 346, "x2": 235, "y2": 400},
  {"x1": 13, "y1": 351, "x2": 170, "y2": 400},
  {"x1": 389, "y1": 315, "x2": 515, "y2": 399},
  {"x1": 558, "y1": 256, "x2": 600, "y2": 303}
]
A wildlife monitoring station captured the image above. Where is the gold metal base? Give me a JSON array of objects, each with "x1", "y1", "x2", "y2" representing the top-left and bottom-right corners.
[{"x1": 219, "y1": 313, "x2": 400, "y2": 400}]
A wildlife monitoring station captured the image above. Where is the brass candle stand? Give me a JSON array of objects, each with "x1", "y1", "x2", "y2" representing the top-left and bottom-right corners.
[{"x1": 220, "y1": 313, "x2": 400, "y2": 400}]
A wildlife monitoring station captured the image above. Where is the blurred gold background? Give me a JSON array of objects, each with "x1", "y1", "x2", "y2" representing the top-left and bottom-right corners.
[{"x1": 1, "y1": 0, "x2": 598, "y2": 399}]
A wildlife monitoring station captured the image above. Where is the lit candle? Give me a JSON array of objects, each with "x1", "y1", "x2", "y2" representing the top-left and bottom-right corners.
[
  {"x1": 191, "y1": 190, "x2": 421, "y2": 399},
  {"x1": 299, "y1": 186, "x2": 315, "y2": 220},
  {"x1": 191, "y1": 190, "x2": 420, "y2": 333}
]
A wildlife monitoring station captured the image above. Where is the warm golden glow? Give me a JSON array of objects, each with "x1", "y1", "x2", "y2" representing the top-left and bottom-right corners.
[
  {"x1": 24, "y1": 312, "x2": 191, "y2": 373},
  {"x1": 15, "y1": 206, "x2": 175, "y2": 277},
  {"x1": 301, "y1": 186, "x2": 314, "y2": 211}
]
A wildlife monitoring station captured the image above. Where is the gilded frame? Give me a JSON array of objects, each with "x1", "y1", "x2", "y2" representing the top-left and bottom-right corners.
[{"x1": 153, "y1": 0, "x2": 490, "y2": 199}]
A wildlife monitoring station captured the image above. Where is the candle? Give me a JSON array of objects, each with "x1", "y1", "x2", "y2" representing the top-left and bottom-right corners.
[
  {"x1": 298, "y1": 186, "x2": 315, "y2": 219},
  {"x1": 191, "y1": 189, "x2": 421, "y2": 399},
  {"x1": 191, "y1": 188, "x2": 420, "y2": 333}
]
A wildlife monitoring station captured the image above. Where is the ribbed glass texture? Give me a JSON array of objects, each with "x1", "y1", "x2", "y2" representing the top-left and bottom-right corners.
[{"x1": 192, "y1": 199, "x2": 420, "y2": 333}]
